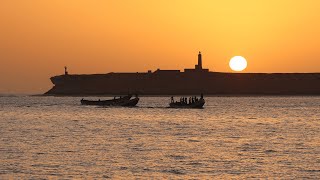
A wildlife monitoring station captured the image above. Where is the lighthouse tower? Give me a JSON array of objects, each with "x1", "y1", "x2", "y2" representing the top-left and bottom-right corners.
[
  {"x1": 195, "y1": 51, "x2": 203, "y2": 70},
  {"x1": 184, "y1": 51, "x2": 209, "y2": 73}
]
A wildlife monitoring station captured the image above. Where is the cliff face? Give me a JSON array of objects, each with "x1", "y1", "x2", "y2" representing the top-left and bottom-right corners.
[{"x1": 45, "y1": 72, "x2": 320, "y2": 95}]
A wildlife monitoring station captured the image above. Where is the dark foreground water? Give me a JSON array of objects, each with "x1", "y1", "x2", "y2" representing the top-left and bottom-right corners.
[{"x1": 0, "y1": 96, "x2": 319, "y2": 179}]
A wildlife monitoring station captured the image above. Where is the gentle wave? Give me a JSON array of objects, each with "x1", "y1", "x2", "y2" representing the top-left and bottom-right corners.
[{"x1": 0, "y1": 96, "x2": 319, "y2": 179}]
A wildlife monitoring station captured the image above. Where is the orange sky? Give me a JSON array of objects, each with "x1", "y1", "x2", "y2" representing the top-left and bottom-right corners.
[{"x1": 1, "y1": 0, "x2": 320, "y2": 93}]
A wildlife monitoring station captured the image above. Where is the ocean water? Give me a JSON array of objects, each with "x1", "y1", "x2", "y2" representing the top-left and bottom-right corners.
[{"x1": 0, "y1": 96, "x2": 319, "y2": 179}]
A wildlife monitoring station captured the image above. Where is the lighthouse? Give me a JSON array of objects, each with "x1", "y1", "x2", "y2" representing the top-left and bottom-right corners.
[
  {"x1": 195, "y1": 51, "x2": 203, "y2": 70},
  {"x1": 198, "y1": 51, "x2": 202, "y2": 69}
]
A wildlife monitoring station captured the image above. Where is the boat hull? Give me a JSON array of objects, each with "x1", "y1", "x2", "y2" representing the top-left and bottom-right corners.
[{"x1": 81, "y1": 97, "x2": 139, "y2": 107}]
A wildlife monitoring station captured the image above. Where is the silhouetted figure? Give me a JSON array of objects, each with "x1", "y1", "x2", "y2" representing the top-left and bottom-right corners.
[
  {"x1": 200, "y1": 93, "x2": 203, "y2": 99},
  {"x1": 189, "y1": 97, "x2": 191, "y2": 104},
  {"x1": 171, "y1": 96, "x2": 174, "y2": 103}
]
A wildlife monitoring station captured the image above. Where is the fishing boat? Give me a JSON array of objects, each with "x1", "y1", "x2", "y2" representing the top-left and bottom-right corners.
[
  {"x1": 81, "y1": 95, "x2": 139, "y2": 107},
  {"x1": 169, "y1": 95, "x2": 205, "y2": 108}
]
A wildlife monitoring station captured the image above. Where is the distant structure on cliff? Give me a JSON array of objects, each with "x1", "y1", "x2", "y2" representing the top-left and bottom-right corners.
[
  {"x1": 45, "y1": 52, "x2": 320, "y2": 95},
  {"x1": 183, "y1": 51, "x2": 209, "y2": 73}
]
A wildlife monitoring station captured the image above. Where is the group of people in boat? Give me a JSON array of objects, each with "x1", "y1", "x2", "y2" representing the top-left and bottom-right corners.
[{"x1": 171, "y1": 93, "x2": 204, "y2": 105}]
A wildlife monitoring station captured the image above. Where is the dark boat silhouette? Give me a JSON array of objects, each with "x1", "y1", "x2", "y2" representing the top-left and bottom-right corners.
[
  {"x1": 169, "y1": 95, "x2": 205, "y2": 108},
  {"x1": 81, "y1": 95, "x2": 139, "y2": 107}
]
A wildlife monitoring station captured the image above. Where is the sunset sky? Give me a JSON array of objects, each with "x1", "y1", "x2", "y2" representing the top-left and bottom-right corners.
[{"x1": 1, "y1": 0, "x2": 320, "y2": 93}]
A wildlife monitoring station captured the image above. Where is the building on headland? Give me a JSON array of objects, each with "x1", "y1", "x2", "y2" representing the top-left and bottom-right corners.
[
  {"x1": 184, "y1": 51, "x2": 209, "y2": 73},
  {"x1": 45, "y1": 52, "x2": 320, "y2": 95},
  {"x1": 151, "y1": 51, "x2": 208, "y2": 74}
]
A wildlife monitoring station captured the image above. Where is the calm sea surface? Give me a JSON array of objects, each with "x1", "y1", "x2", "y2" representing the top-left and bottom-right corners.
[{"x1": 0, "y1": 96, "x2": 319, "y2": 179}]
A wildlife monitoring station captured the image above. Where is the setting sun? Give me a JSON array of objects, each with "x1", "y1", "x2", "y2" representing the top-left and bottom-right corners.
[{"x1": 229, "y1": 56, "x2": 247, "y2": 72}]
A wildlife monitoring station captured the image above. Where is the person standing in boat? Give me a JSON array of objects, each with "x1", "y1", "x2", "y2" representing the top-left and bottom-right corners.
[{"x1": 171, "y1": 96, "x2": 174, "y2": 103}]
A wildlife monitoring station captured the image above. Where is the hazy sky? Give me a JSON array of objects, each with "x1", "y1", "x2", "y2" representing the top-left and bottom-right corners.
[{"x1": 1, "y1": 0, "x2": 320, "y2": 93}]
